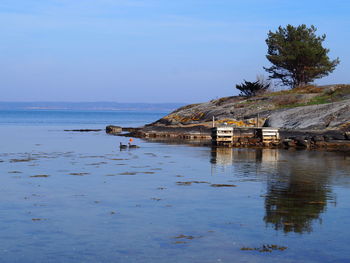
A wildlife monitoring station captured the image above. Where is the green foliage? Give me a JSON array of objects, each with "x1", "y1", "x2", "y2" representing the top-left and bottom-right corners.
[
  {"x1": 235, "y1": 80, "x2": 270, "y2": 97},
  {"x1": 265, "y1": 24, "x2": 340, "y2": 89}
]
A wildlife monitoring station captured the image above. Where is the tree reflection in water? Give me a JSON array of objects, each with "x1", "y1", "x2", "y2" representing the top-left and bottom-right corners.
[
  {"x1": 263, "y1": 151, "x2": 337, "y2": 234},
  {"x1": 264, "y1": 177, "x2": 330, "y2": 233},
  {"x1": 210, "y1": 147, "x2": 343, "y2": 234}
]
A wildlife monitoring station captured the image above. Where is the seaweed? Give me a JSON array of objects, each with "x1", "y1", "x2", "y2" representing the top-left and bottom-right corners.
[
  {"x1": 69, "y1": 172, "x2": 89, "y2": 176},
  {"x1": 118, "y1": 172, "x2": 137, "y2": 175},
  {"x1": 240, "y1": 244, "x2": 287, "y2": 252},
  {"x1": 30, "y1": 174, "x2": 50, "y2": 178},
  {"x1": 176, "y1": 181, "x2": 209, "y2": 186},
  {"x1": 210, "y1": 184, "x2": 237, "y2": 187}
]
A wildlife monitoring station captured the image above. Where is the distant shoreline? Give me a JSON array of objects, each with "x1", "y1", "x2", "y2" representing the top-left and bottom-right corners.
[{"x1": 0, "y1": 102, "x2": 185, "y2": 112}]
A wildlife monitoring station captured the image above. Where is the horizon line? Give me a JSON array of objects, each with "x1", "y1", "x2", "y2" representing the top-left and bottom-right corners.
[{"x1": 0, "y1": 101, "x2": 187, "y2": 104}]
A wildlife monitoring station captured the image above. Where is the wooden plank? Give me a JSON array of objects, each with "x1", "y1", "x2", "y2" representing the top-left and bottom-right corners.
[
  {"x1": 216, "y1": 139, "x2": 233, "y2": 142},
  {"x1": 263, "y1": 131, "x2": 278, "y2": 135}
]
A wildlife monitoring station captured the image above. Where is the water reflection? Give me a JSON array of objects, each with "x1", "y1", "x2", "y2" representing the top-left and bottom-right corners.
[
  {"x1": 264, "y1": 173, "x2": 330, "y2": 234},
  {"x1": 209, "y1": 147, "x2": 349, "y2": 234},
  {"x1": 210, "y1": 148, "x2": 235, "y2": 165},
  {"x1": 210, "y1": 147, "x2": 281, "y2": 165}
]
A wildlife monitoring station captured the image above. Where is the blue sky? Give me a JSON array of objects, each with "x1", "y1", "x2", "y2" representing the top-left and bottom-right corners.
[{"x1": 1, "y1": 0, "x2": 349, "y2": 103}]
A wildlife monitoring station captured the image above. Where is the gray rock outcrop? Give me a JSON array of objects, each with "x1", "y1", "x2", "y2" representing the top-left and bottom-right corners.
[{"x1": 265, "y1": 99, "x2": 350, "y2": 129}]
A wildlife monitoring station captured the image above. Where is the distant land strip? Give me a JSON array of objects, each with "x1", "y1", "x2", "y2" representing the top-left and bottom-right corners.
[{"x1": 0, "y1": 102, "x2": 185, "y2": 112}]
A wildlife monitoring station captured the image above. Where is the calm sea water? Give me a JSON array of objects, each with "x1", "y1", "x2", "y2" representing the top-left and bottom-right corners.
[
  {"x1": 0, "y1": 110, "x2": 350, "y2": 263},
  {"x1": 0, "y1": 109, "x2": 165, "y2": 128}
]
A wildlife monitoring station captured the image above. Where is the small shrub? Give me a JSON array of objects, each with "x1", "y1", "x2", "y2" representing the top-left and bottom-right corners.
[{"x1": 235, "y1": 80, "x2": 270, "y2": 97}]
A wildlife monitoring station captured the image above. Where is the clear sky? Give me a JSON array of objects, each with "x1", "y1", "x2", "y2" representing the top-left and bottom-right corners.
[{"x1": 1, "y1": 0, "x2": 349, "y2": 103}]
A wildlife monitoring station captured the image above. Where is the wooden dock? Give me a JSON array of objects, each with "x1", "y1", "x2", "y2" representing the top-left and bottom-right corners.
[
  {"x1": 261, "y1": 128, "x2": 280, "y2": 143},
  {"x1": 212, "y1": 126, "x2": 280, "y2": 146}
]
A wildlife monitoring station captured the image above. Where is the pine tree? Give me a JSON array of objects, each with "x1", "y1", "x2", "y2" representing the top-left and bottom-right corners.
[{"x1": 265, "y1": 24, "x2": 340, "y2": 89}]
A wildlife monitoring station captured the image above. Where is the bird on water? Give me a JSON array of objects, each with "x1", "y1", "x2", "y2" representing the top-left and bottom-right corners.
[
  {"x1": 128, "y1": 138, "x2": 140, "y2": 148},
  {"x1": 128, "y1": 142, "x2": 140, "y2": 148},
  {"x1": 119, "y1": 142, "x2": 127, "y2": 149}
]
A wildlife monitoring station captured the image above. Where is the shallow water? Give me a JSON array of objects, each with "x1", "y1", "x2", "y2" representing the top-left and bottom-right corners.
[{"x1": 1, "y1": 118, "x2": 350, "y2": 262}]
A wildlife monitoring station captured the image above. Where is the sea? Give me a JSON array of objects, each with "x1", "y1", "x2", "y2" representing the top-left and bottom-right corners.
[{"x1": 0, "y1": 108, "x2": 350, "y2": 263}]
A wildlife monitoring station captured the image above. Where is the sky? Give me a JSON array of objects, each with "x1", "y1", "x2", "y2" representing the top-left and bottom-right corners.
[{"x1": 1, "y1": 0, "x2": 349, "y2": 103}]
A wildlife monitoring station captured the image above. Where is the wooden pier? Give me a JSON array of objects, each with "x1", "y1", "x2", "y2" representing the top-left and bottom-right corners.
[
  {"x1": 261, "y1": 128, "x2": 280, "y2": 143},
  {"x1": 211, "y1": 126, "x2": 280, "y2": 146}
]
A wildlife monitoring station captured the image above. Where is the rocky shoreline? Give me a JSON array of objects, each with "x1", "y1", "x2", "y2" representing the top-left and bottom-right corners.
[
  {"x1": 106, "y1": 85, "x2": 350, "y2": 151},
  {"x1": 106, "y1": 125, "x2": 350, "y2": 152}
]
